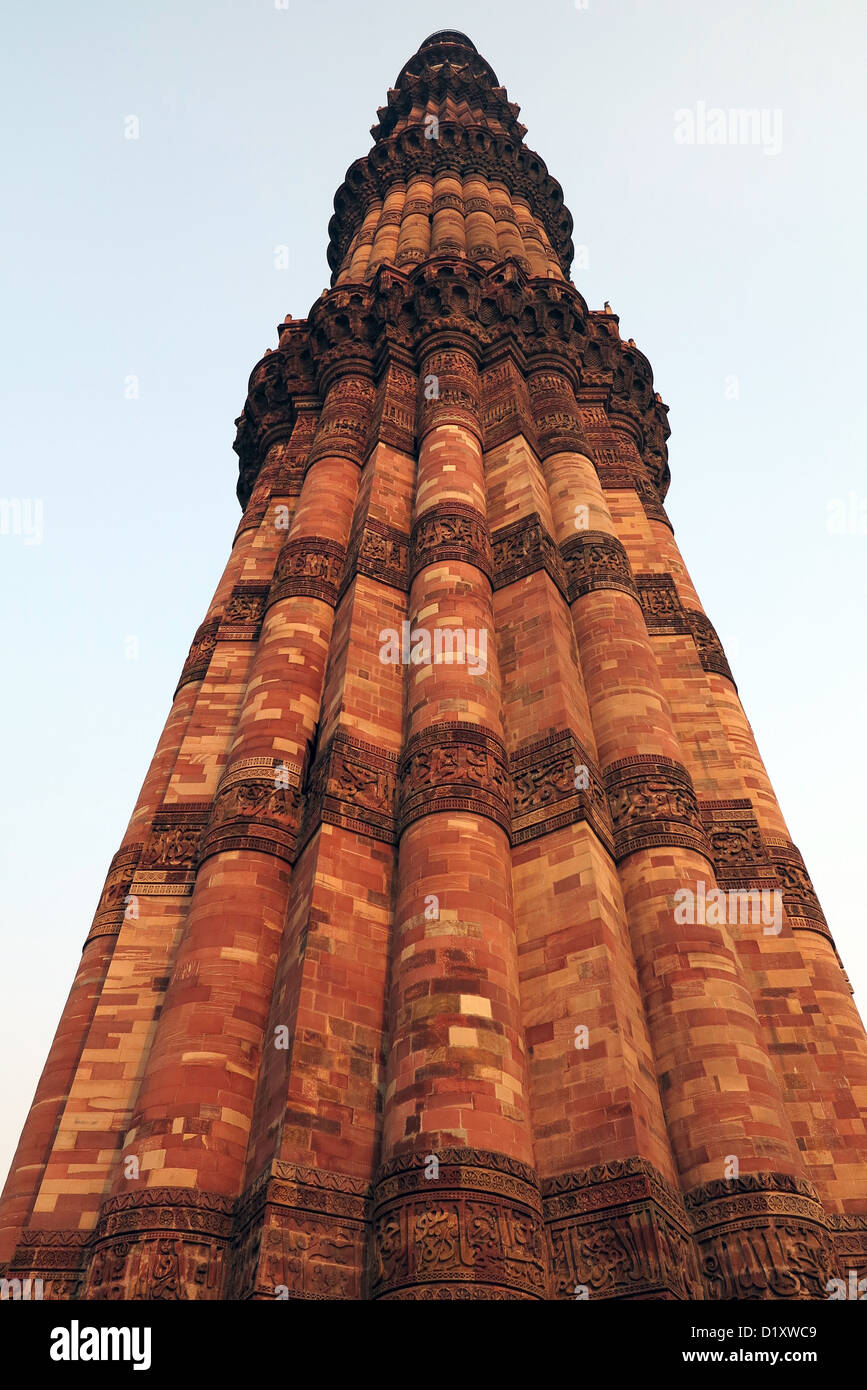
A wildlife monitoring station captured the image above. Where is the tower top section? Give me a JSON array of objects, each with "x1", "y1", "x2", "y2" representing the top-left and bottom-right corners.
[{"x1": 326, "y1": 32, "x2": 575, "y2": 282}]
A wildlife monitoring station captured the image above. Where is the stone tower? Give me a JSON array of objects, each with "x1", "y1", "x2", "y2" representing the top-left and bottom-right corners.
[{"x1": 2, "y1": 30, "x2": 866, "y2": 1302}]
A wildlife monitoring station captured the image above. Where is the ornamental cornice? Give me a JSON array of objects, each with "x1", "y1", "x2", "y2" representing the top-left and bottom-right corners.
[{"x1": 233, "y1": 262, "x2": 671, "y2": 505}]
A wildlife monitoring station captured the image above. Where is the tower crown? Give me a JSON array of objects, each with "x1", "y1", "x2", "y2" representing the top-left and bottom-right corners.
[{"x1": 327, "y1": 33, "x2": 575, "y2": 281}]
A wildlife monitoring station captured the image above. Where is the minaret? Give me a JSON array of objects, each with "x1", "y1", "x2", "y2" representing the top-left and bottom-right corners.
[{"x1": 2, "y1": 29, "x2": 866, "y2": 1301}]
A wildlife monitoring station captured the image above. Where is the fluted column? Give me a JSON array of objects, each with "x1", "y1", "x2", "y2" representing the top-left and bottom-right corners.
[
  {"x1": 76, "y1": 368, "x2": 374, "y2": 1299},
  {"x1": 372, "y1": 338, "x2": 547, "y2": 1301},
  {"x1": 606, "y1": 442, "x2": 867, "y2": 1220},
  {"x1": 528, "y1": 362, "x2": 836, "y2": 1299}
]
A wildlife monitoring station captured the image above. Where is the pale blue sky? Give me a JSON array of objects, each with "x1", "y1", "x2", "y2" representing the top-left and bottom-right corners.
[{"x1": 1, "y1": 0, "x2": 865, "y2": 1187}]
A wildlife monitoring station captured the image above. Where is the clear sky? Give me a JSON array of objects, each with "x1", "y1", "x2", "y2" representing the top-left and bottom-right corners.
[{"x1": 1, "y1": 0, "x2": 865, "y2": 1189}]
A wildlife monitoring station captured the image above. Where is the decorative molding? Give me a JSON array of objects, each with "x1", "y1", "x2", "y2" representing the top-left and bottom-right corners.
[
  {"x1": 268, "y1": 536, "x2": 346, "y2": 609},
  {"x1": 229, "y1": 1161, "x2": 371, "y2": 1301},
  {"x1": 684, "y1": 1174, "x2": 838, "y2": 1301},
  {"x1": 685, "y1": 609, "x2": 735, "y2": 685},
  {"x1": 218, "y1": 581, "x2": 270, "y2": 640},
  {"x1": 398, "y1": 723, "x2": 511, "y2": 836},
  {"x1": 560, "y1": 530, "x2": 638, "y2": 603},
  {"x1": 339, "y1": 516, "x2": 410, "y2": 598},
  {"x1": 86, "y1": 842, "x2": 144, "y2": 943},
  {"x1": 139, "y1": 807, "x2": 209, "y2": 871},
  {"x1": 416, "y1": 345, "x2": 481, "y2": 439},
  {"x1": 510, "y1": 728, "x2": 613, "y2": 852},
  {"x1": 298, "y1": 731, "x2": 398, "y2": 854},
  {"x1": 635, "y1": 573, "x2": 690, "y2": 634},
  {"x1": 409, "y1": 501, "x2": 492, "y2": 583},
  {"x1": 199, "y1": 769, "x2": 303, "y2": 866},
  {"x1": 543, "y1": 1159, "x2": 701, "y2": 1300},
  {"x1": 175, "y1": 616, "x2": 220, "y2": 695},
  {"x1": 371, "y1": 1148, "x2": 547, "y2": 1300},
  {"x1": 765, "y1": 838, "x2": 830, "y2": 938},
  {"x1": 527, "y1": 368, "x2": 590, "y2": 459},
  {"x1": 491, "y1": 512, "x2": 566, "y2": 597},
  {"x1": 604, "y1": 755, "x2": 709, "y2": 861},
  {"x1": 81, "y1": 1189, "x2": 235, "y2": 1301}
]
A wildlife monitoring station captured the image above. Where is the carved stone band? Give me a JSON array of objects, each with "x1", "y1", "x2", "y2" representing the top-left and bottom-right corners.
[
  {"x1": 560, "y1": 530, "x2": 638, "y2": 603},
  {"x1": 416, "y1": 346, "x2": 481, "y2": 441},
  {"x1": 86, "y1": 842, "x2": 144, "y2": 943},
  {"x1": 198, "y1": 772, "x2": 303, "y2": 867},
  {"x1": 84, "y1": 1188, "x2": 235, "y2": 1301},
  {"x1": 527, "y1": 369, "x2": 591, "y2": 459},
  {"x1": 398, "y1": 723, "x2": 511, "y2": 836},
  {"x1": 491, "y1": 512, "x2": 566, "y2": 598},
  {"x1": 699, "y1": 798, "x2": 777, "y2": 892},
  {"x1": 371, "y1": 1148, "x2": 547, "y2": 1300},
  {"x1": 268, "y1": 536, "x2": 346, "y2": 609},
  {"x1": 298, "y1": 731, "x2": 399, "y2": 856},
  {"x1": 687, "y1": 610, "x2": 735, "y2": 685},
  {"x1": 604, "y1": 755, "x2": 709, "y2": 861},
  {"x1": 339, "y1": 516, "x2": 410, "y2": 599},
  {"x1": 228, "y1": 1160, "x2": 370, "y2": 1300},
  {"x1": 542, "y1": 1158, "x2": 701, "y2": 1300},
  {"x1": 765, "y1": 838, "x2": 829, "y2": 937},
  {"x1": 684, "y1": 1174, "x2": 838, "y2": 1301},
  {"x1": 175, "y1": 616, "x2": 220, "y2": 695},
  {"x1": 140, "y1": 807, "x2": 209, "y2": 871},
  {"x1": 636, "y1": 573, "x2": 690, "y2": 634},
  {"x1": 218, "y1": 581, "x2": 270, "y2": 640},
  {"x1": 510, "y1": 728, "x2": 613, "y2": 852},
  {"x1": 409, "y1": 502, "x2": 492, "y2": 583},
  {"x1": 6, "y1": 1230, "x2": 91, "y2": 1301}
]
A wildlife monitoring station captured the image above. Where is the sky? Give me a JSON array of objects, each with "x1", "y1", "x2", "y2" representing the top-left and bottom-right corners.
[{"x1": 1, "y1": 0, "x2": 865, "y2": 1189}]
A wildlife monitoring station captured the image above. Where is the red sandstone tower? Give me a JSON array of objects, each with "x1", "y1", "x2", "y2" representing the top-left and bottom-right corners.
[{"x1": 3, "y1": 30, "x2": 867, "y2": 1301}]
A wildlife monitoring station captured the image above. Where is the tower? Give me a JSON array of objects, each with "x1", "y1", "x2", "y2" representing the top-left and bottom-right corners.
[{"x1": 2, "y1": 28, "x2": 866, "y2": 1301}]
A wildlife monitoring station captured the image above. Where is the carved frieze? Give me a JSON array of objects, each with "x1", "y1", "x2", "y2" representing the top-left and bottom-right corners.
[
  {"x1": 686, "y1": 610, "x2": 735, "y2": 685},
  {"x1": 398, "y1": 723, "x2": 511, "y2": 836},
  {"x1": 543, "y1": 1159, "x2": 701, "y2": 1300},
  {"x1": 560, "y1": 530, "x2": 638, "y2": 603},
  {"x1": 765, "y1": 838, "x2": 829, "y2": 937},
  {"x1": 339, "y1": 516, "x2": 410, "y2": 598},
  {"x1": 175, "y1": 616, "x2": 220, "y2": 695},
  {"x1": 827, "y1": 1214, "x2": 867, "y2": 1282},
  {"x1": 479, "y1": 356, "x2": 538, "y2": 452},
  {"x1": 685, "y1": 1174, "x2": 838, "y2": 1301},
  {"x1": 305, "y1": 373, "x2": 376, "y2": 468},
  {"x1": 229, "y1": 1161, "x2": 371, "y2": 1300},
  {"x1": 409, "y1": 501, "x2": 492, "y2": 582},
  {"x1": 365, "y1": 359, "x2": 416, "y2": 456},
  {"x1": 605, "y1": 756, "x2": 709, "y2": 861},
  {"x1": 371, "y1": 1148, "x2": 547, "y2": 1300},
  {"x1": 634, "y1": 469, "x2": 672, "y2": 528},
  {"x1": 139, "y1": 807, "x2": 209, "y2": 871},
  {"x1": 491, "y1": 512, "x2": 566, "y2": 597},
  {"x1": 298, "y1": 731, "x2": 398, "y2": 854},
  {"x1": 416, "y1": 345, "x2": 481, "y2": 439},
  {"x1": 86, "y1": 842, "x2": 144, "y2": 942},
  {"x1": 699, "y1": 799, "x2": 776, "y2": 892},
  {"x1": 6, "y1": 1229, "x2": 90, "y2": 1301},
  {"x1": 268, "y1": 536, "x2": 346, "y2": 608},
  {"x1": 635, "y1": 573, "x2": 690, "y2": 634},
  {"x1": 219, "y1": 581, "x2": 270, "y2": 639},
  {"x1": 81, "y1": 1189, "x2": 235, "y2": 1301},
  {"x1": 509, "y1": 728, "x2": 613, "y2": 852},
  {"x1": 199, "y1": 763, "x2": 303, "y2": 865},
  {"x1": 527, "y1": 369, "x2": 590, "y2": 459}
]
